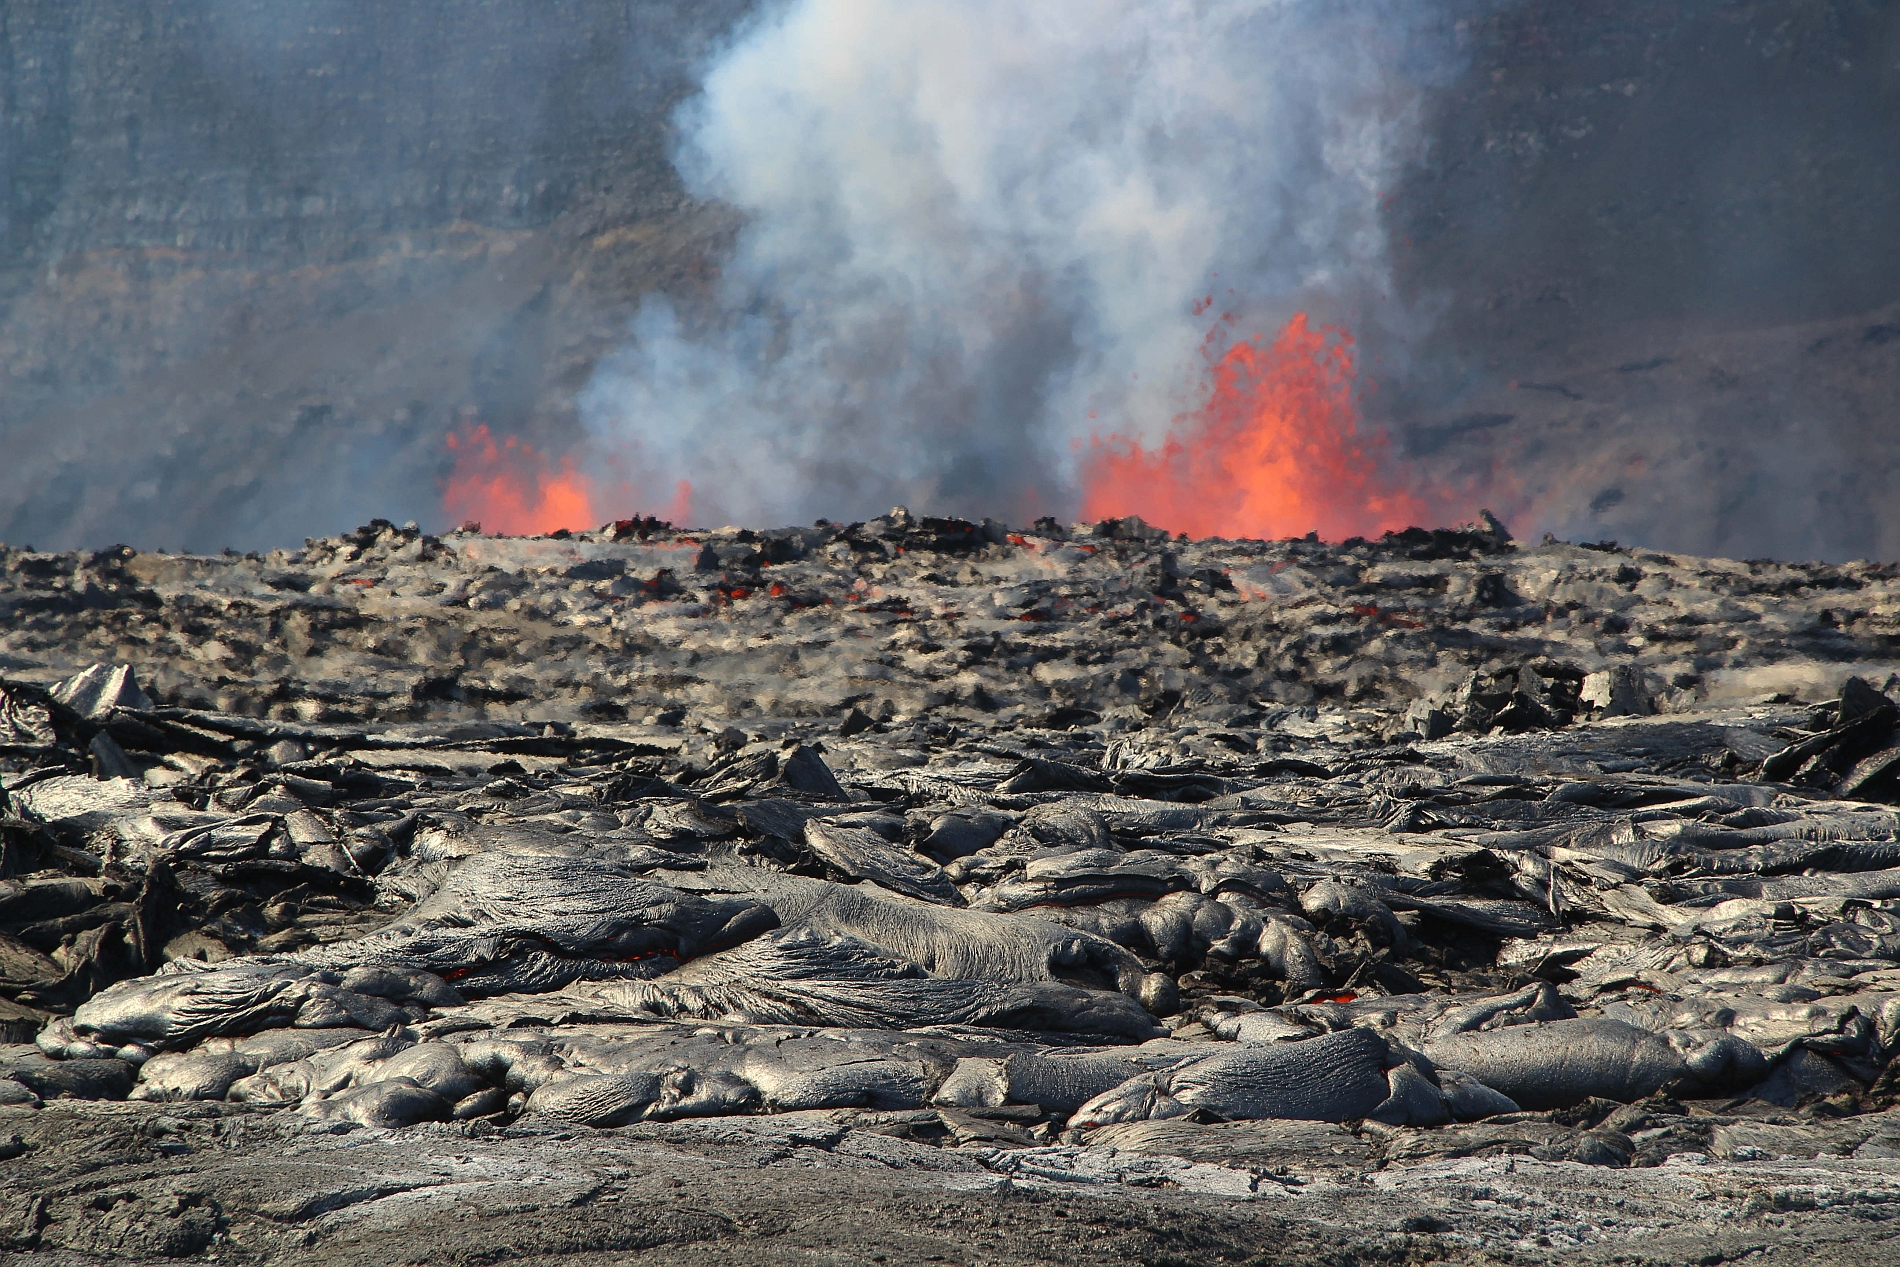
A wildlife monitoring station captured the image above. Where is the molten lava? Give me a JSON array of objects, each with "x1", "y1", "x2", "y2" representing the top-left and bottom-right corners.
[
  {"x1": 443, "y1": 425, "x2": 599, "y2": 536},
  {"x1": 1080, "y1": 313, "x2": 1428, "y2": 541},
  {"x1": 442, "y1": 425, "x2": 695, "y2": 535}
]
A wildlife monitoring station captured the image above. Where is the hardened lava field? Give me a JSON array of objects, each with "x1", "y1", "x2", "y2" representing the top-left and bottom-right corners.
[{"x1": 5, "y1": 510, "x2": 1900, "y2": 1265}]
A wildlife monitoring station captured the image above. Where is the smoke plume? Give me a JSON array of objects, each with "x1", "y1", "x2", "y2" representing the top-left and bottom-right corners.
[{"x1": 582, "y1": 0, "x2": 1468, "y2": 529}]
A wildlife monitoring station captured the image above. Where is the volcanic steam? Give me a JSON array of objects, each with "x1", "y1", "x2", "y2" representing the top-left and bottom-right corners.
[{"x1": 572, "y1": 0, "x2": 1465, "y2": 537}]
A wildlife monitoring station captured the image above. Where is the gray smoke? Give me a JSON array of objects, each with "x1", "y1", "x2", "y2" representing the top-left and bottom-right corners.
[{"x1": 581, "y1": 0, "x2": 1470, "y2": 528}]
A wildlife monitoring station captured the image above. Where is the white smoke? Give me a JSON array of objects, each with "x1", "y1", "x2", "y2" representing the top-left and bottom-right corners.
[{"x1": 581, "y1": 0, "x2": 1464, "y2": 527}]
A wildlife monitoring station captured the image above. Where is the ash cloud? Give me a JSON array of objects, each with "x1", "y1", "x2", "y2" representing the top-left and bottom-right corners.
[{"x1": 581, "y1": 0, "x2": 1474, "y2": 529}]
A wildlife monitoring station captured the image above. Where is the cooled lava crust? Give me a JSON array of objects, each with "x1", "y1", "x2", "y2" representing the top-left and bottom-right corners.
[{"x1": 4, "y1": 511, "x2": 1900, "y2": 1265}]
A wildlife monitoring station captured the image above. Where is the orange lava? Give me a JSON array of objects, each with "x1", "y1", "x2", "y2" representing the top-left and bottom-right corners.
[
  {"x1": 655, "y1": 479, "x2": 695, "y2": 527},
  {"x1": 1079, "y1": 313, "x2": 1429, "y2": 541},
  {"x1": 443, "y1": 425, "x2": 600, "y2": 536}
]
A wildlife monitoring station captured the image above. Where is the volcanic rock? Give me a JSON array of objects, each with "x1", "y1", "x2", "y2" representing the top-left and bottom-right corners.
[{"x1": 6, "y1": 515, "x2": 1900, "y2": 1261}]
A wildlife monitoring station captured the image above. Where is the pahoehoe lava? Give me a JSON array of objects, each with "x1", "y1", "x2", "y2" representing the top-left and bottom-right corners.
[{"x1": 6, "y1": 510, "x2": 1900, "y2": 1263}]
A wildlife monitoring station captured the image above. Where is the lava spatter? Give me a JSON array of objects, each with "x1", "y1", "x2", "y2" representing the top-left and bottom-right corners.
[
  {"x1": 443, "y1": 424, "x2": 600, "y2": 537},
  {"x1": 1081, "y1": 314, "x2": 1432, "y2": 542}
]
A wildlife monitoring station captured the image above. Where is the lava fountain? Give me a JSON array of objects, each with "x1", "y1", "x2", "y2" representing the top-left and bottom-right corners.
[
  {"x1": 1080, "y1": 313, "x2": 1430, "y2": 541},
  {"x1": 442, "y1": 425, "x2": 601, "y2": 536}
]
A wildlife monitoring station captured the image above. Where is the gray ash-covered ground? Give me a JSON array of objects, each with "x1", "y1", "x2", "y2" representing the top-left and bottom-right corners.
[{"x1": 7, "y1": 511, "x2": 1900, "y2": 1264}]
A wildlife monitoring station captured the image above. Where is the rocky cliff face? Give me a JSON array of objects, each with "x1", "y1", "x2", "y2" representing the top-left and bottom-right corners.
[
  {"x1": 0, "y1": 0, "x2": 1897, "y2": 558},
  {"x1": 0, "y1": 0, "x2": 745, "y2": 550},
  {"x1": 4, "y1": 2, "x2": 717, "y2": 263},
  {"x1": 1388, "y1": 0, "x2": 1900, "y2": 562}
]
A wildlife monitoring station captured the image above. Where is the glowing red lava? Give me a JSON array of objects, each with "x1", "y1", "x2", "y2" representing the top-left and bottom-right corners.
[
  {"x1": 1080, "y1": 313, "x2": 1430, "y2": 541},
  {"x1": 441, "y1": 425, "x2": 695, "y2": 536},
  {"x1": 443, "y1": 425, "x2": 600, "y2": 535}
]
